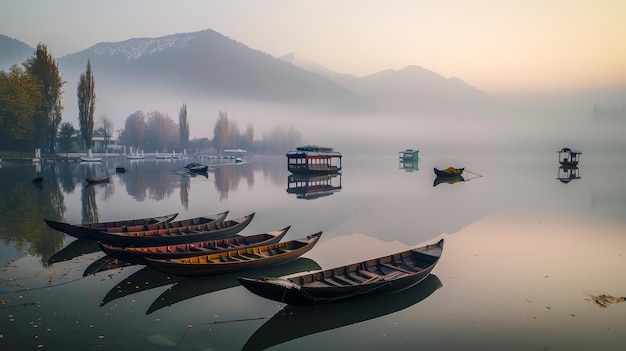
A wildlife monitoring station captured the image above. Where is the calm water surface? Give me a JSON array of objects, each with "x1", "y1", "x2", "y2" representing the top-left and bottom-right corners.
[{"x1": 1, "y1": 152, "x2": 625, "y2": 350}]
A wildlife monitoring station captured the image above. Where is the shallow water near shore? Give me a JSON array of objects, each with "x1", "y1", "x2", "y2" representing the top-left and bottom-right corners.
[{"x1": 1, "y1": 152, "x2": 625, "y2": 350}]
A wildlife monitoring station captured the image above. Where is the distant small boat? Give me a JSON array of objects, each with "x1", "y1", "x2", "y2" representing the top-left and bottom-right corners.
[
  {"x1": 146, "y1": 232, "x2": 322, "y2": 276},
  {"x1": 557, "y1": 147, "x2": 582, "y2": 166},
  {"x1": 86, "y1": 176, "x2": 110, "y2": 184},
  {"x1": 32, "y1": 176, "x2": 43, "y2": 182},
  {"x1": 184, "y1": 163, "x2": 209, "y2": 172},
  {"x1": 115, "y1": 166, "x2": 126, "y2": 173},
  {"x1": 238, "y1": 239, "x2": 443, "y2": 305},
  {"x1": 126, "y1": 154, "x2": 144, "y2": 160},
  {"x1": 80, "y1": 156, "x2": 102, "y2": 162},
  {"x1": 434, "y1": 167, "x2": 464, "y2": 177}
]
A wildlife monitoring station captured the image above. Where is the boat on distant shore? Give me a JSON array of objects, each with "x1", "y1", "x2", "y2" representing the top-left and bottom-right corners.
[
  {"x1": 80, "y1": 156, "x2": 102, "y2": 162},
  {"x1": 287, "y1": 145, "x2": 342, "y2": 174}
]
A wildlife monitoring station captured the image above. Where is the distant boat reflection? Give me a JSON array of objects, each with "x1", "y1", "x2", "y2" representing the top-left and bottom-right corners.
[
  {"x1": 286, "y1": 174, "x2": 342, "y2": 200},
  {"x1": 242, "y1": 274, "x2": 442, "y2": 351},
  {"x1": 146, "y1": 257, "x2": 321, "y2": 315},
  {"x1": 399, "y1": 160, "x2": 419, "y2": 172},
  {"x1": 433, "y1": 175, "x2": 464, "y2": 187},
  {"x1": 557, "y1": 165, "x2": 581, "y2": 184}
]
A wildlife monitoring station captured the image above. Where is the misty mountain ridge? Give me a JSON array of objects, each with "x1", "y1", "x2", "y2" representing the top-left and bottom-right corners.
[
  {"x1": 2, "y1": 28, "x2": 623, "y2": 125},
  {"x1": 0, "y1": 34, "x2": 34, "y2": 71}
]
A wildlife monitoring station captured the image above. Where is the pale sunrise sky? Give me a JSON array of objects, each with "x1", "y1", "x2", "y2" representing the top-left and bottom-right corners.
[{"x1": 1, "y1": 0, "x2": 625, "y2": 94}]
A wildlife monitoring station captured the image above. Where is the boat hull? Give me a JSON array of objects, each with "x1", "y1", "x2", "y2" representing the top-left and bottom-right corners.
[
  {"x1": 238, "y1": 239, "x2": 443, "y2": 305},
  {"x1": 44, "y1": 213, "x2": 178, "y2": 239},
  {"x1": 99, "y1": 226, "x2": 290, "y2": 261},
  {"x1": 146, "y1": 232, "x2": 322, "y2": 276},
  {"x1": 80, "y1": 213, "x2": 254, "y2": 247}
]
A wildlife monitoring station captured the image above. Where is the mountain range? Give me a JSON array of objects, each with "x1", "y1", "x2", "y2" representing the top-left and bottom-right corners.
[{"x1": 1, "y1": 29, "x2": 497, "y2": 118}]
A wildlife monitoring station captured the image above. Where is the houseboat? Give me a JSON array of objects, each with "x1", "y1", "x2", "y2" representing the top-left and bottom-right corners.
[
  {"x1": 557, "y1": 147, "x2": 582, "y2": 166},
  {"x1": 286, "y1": 145, "x2": 342, "y2": 174}
]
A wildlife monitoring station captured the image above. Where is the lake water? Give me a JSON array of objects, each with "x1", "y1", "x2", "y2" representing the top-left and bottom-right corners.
[{"x1": 1, "y1": 152, "x2": 625, "y2": 350}]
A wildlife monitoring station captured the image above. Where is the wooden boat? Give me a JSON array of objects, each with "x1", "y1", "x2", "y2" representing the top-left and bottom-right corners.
[
  {"x1": 79, "y1": 213, "x2": 255, "y2": 247},
  {"x1": 242, "y1": 274, "x2": 442, "y2": 351},
  {"x1": 184, "y1": 163, "x2": 209, "y2": 172},
  {"x1": 434, "y1": 167, "x2": 464, "y2": 177},
  {"x1": 237, "y1": 238, "x2": 444, "y2": 305},
  {"x1": 44, "y1": 213, "x2": 179, "y2": 239},
  {"x1": 286, "y1": 145, "x2": 342, "y2": 174},
  {"x1": 80, "y1": 156, "x2": 102, "y2": 162},
  {"x1": 98, "y1": 226, "x2": 291, "y2": 261},
  {"x1": 97, "y1": 211, "x2": 229, "y2": 234},
  {"x1": 145, "y1": 232, "x2": 322, "y2": 276},
  {"x1": 86, "y1": 176, "x2": 110, "y2": 183}
]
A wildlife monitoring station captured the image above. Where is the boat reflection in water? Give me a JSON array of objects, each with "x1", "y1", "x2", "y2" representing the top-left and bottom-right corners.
[
  {"x1": 557, "y1": 165, "x2": 581, "y2": 184},
  {"x1": 146, "y1": 257, "x2": 321, "y2": 315},
  {"x1": 48, "y1": 239, "x2": 101, "y2": 264},
  {"x1": 286, "y1": 174, "x2": 342, "y2": 200},
  {"x1": 399, "y1": 160, "x2": 419, "y2": 172},
  {"x1": 242, "y1": 274, "x2": 442, "y2": 351},
  {"x1": 433, "y1": 174, "x2": 465, "y2": 187},
  {"x1": 101, "y1": 266, "x2": 182, "y2": 307}
]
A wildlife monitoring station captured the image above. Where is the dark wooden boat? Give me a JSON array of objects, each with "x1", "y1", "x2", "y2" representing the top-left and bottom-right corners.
[
  {"x1": 98, "y1": 226, "x2": 291, "y2": 261},
  {"x1": 237, "y1": 238, "x2": 444, "y2": 305},
  {"x1": 44, "y1": 213, "x2": 179, "y2": 239},
  {"x1": 79, "y1": 213, "x2": 255, "y2": 247},
  {"x1": 242, "y1": 274, "x2": 442, "y2": 351},
  {"x1": 145, "y1": 232, "x2": 322, "y2": 276},
  {"x1": 184, "y1": 163, "x2": 209, "y2": 172},
  {"x1": 434, "y1": 167, "x2": 464, "y2": 177},
  {"x1": 86, "y1": 176, "x2": 110, "y2": 183},
  {"x1": 101, "y1": 211, "x2": 229, "y2": 233}
]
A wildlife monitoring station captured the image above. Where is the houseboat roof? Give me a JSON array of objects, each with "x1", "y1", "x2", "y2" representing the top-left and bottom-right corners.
[{"x1": 287, "y1": 145, "x2": 342, "y2": 157}]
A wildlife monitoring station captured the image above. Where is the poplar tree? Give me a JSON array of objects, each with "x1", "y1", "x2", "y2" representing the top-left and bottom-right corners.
[
  {"x1": 179, "y1": 103, "x2": 189, "y2": 152},
  {"x1": 24, "y1": 43, "x2": 65, "y2": 152},
  {"x1": 77, "y1": 60, "x2": 96, "y2": 157}
]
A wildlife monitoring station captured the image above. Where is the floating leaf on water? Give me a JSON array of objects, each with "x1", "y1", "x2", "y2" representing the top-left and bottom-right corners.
[{"x1": 585, "y1": 293, "x2": 626, "y2": 308}]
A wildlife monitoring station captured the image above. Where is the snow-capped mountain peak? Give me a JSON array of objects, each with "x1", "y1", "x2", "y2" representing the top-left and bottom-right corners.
[{"x1": 91, "y1": 34, "x2": 196, "y2": 61}]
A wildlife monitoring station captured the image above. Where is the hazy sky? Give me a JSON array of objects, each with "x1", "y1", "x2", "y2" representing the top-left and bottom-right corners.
[{"x1": 1, "y1": 0, "x2": 625, "y2": 94}]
